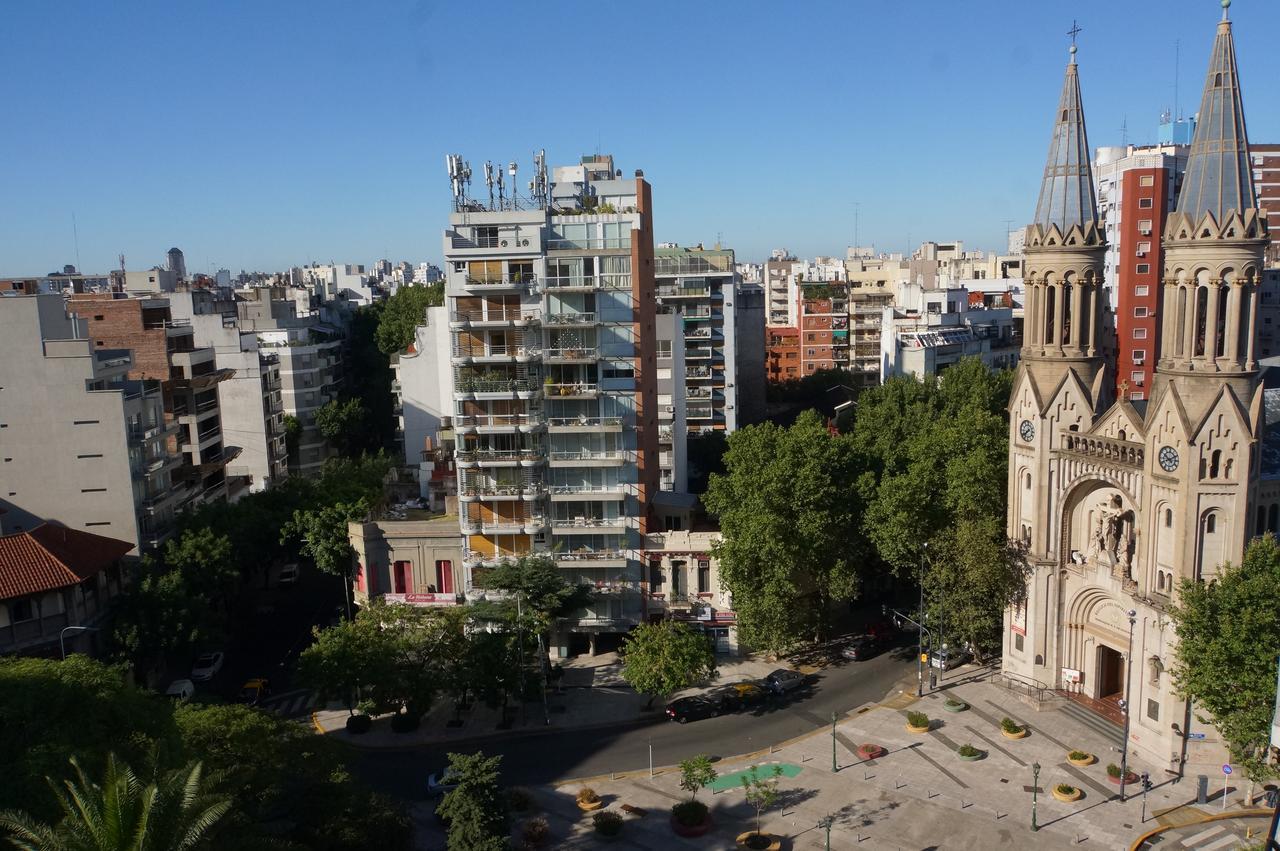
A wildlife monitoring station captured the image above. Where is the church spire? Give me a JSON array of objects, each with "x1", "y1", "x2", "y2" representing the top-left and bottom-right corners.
[
  {"x1": 1175, "y1": 2, "x2": 1255, "y2": 223},
  {"x1": 1032, "y1": 42, "x2": 1098, "y2": 233}
]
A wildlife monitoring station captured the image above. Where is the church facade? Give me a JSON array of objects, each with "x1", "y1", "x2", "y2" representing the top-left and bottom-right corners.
[{"x1": 1002, "y1": 5, "x2": 1274, "y2": 774}]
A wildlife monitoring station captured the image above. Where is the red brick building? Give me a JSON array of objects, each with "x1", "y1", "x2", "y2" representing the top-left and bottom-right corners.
[
  {"x1": 1114, "y1": 167, "x2": 1174, "y2": 400},
  {"x1": 765, "y1": 326, "x2": 800, "y2": 381},
  {"x1": 1250, "y1": 144, "x2": 1280, "y2": 267}
]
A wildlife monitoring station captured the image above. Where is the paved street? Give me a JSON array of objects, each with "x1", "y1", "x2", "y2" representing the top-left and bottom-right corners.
[{"x1": 351, "y1": 639, "x2": 920, "y2": 800}]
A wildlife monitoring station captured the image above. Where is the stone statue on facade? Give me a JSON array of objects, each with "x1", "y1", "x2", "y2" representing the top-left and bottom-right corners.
[{"x1": 1091, "y1": 494, "x2": 1136, "y2": 579}]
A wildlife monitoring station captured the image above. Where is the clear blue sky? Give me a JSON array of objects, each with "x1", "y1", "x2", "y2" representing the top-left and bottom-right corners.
[{"x1": 2, "y1": 0, "x2": 1276, "y2": 276}]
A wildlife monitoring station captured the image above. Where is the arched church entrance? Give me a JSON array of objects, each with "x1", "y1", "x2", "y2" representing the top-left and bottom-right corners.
[{"x1": 1096, "y1": 644, "x2": 1124, "y2": 701}]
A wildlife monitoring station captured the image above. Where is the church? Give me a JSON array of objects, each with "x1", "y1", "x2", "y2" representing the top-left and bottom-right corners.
[{"x1": 1002, "y1": 2, "x2": 1276, "y2": 775}]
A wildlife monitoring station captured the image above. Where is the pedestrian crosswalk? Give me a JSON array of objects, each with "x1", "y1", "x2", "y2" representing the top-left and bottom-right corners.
[{"x1": 260, "y1": 688, "x2": 319, "y2": 718}]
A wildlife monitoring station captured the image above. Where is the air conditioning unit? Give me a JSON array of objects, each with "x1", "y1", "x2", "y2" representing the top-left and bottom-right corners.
[
  {"x1": 1136, "y1": 251, "x2": 1146, "y2": 257},
  {"x1": 664, "y1": 406, "x2": 675, "y2": 413}
]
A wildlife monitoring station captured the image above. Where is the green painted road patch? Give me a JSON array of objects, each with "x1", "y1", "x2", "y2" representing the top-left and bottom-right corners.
[{"x1": 708, "y1": 762, "x2": 804, "y2": 792}]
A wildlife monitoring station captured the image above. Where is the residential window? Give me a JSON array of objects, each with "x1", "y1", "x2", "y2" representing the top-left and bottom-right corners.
[
  {"x1": 1135, "y1": 285, "x2": 1149, "y2": 296},
  {"x1": 1134, "y1": 306, "x2": 1149, "y2": 318},
  {"x1": 1137, "y1": 242, "x2": 1152, "y2": 253},
  {"x1": 657, "y1": 340, "x2": 672, "y2": 358},
  {"x1": 1138, "y1": 219, "x2": 1153, "y2": 233},
  {"x1": 1138, "y1": 198, "x2": 1154, "y2": 209},
  {"x1": 10, "y1": 598, "x2": 34, "y2": 622},
  {"x1": 1139, "y1": 175, "x2": 1155, "y2": 187},
  {"x1": 474, "y1": 226, "x2": 499, "y2": 248},
  {"x1": 1131, "y1": 371, "x2": 1145, "y2": 385},
  {"x1": 697, "y1": 561, "x2": 710, "y2": 593},
  {"x1": 1137, "y1": 264, "x2": 1151, "y2": 274},
  {"x1": 648, "y1": 561, "x2": 664, "y2": 591},
  {"x1": 1133, "y1": 328, "x2": 1148, "y2": 339},
  {"x1": 1130, "y1": 391, "x2": 1145, "y2": 400},
  {"x1": 1132, "y1": 349, "x2": 1146, "y2": 362}
]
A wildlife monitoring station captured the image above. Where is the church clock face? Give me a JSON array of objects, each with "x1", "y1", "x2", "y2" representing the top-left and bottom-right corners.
[
  {"x1": 1158, "y1": 445, "x2": 1180, "y2": 472},
  {"x1": 1019, "y1": 420, "x2": 1035, "y2": 442}
]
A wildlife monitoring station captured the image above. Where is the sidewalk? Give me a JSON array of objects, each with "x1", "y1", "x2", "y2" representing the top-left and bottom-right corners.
[
  {"x1": 312, "y1": 652, "x2": 783, "y2": 749},
  {"x1": 413, "y1": 674, "x2": 1271, "y2": 849},
  {"x1": 1132, "y1": 811, "x2": 1272, "y2": 850}
]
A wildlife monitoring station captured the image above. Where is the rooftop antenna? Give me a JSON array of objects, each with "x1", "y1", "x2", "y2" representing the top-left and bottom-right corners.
[
  {"x1": 71, "y1": 211, "x2": 81, "y2": 273},
  {"x1": 508, "y1": 162, "x2": 519, "y2": 210},
  {"x1": 1120, "y1": 116, "x2": 1129, "y2": 147},
  {"x1": 446, "y1": 154, "x2": 472, "y2": 210},
  {"x1": 496, "y1": 163, "x2": 506, "y2": 210},
  {"x1": 530, "y1": 150, "x2": 548, "y2": 209},
  {"x1": 484, "y1": 161, "x2": 496, "y2": 209}
]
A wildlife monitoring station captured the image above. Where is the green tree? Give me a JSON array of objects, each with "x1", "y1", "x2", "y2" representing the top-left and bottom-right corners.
[
  {"x1": 474, "y1": 554, "x2": 593, "y2": 629},
  {"x1": 678, "y1": 754, "x2": 717, "y2": 803},
  {"x1": 315, "y1": 397, "x2": 368, "y2": 458},
  {"x1": 296, "y1": 613, "x2": 392, "y2": 714},
  {"x1": 282, "y1": 414, "x2": 301, "y2": 459},
  {"x1": 281, "y1": 499, "x2": 367, "y2": 580},
  {"x1": 347, "y1": 305, "x2": 396, "y2": 453},
  {"x1": 109, "y1": 559, "x2": 215, "y2": 675},
  {"x1": 740, "y1": 764, "x2": 784, "y2": 839},
  {"x1": 435, "y1": 752, "x2": 509, "y2": 851},
  {"x1": 704, "y1": 410, "x2": 868, "y2": 652},
  {"x1": 925, "y1": 516, "x2": 1030, "y2": 658},
  {"x1": 620, "y1": 621, "x2": 717, "y2": 709},
  {"x1": 375, "y1": 283, "x2": 443, "y2": 357},
  {"x1": 163, "y1": 528, "x2": 238, "y2": 612},
  {"x1": 1170, "y1": 535, "x2": 1280, "y2": 783},
  {"x1": 0, "y1": 754, "x2": 230, "y2": 851}
]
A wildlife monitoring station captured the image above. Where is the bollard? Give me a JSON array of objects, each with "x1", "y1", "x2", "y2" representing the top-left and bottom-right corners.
[{"x1": 1197, "y1": 774, "x2": 1209, "y2": 805}]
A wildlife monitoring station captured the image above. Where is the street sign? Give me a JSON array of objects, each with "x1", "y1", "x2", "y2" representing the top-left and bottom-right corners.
[
  {"x1": 1187, "y1": 732, "x2": 1207, "y2": 741},
  {"x1": 1222, "y1": 764, "x2": 1232, "y2": 775}
]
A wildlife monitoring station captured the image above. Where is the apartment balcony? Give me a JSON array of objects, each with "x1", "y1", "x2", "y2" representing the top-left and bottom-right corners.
[
  {"x1": 451, "y1": 344, "x2": 541, "y2": 365},
  {"x1": 544, "y1": 311, "x2": 599, "y2": 327},
  {"x1": 543, "y1": 347, "x2": 598, "y2": 363},
  {"x1": 544, "y1": 382, "x2": 598, "y2": 399},
  {"x1": 459, "y1": 483, "x2": 546, "y2": 503},
  {"x1": 455, "y1": 449, "x2": 545, "y2": 468},
  {"x1": 686, "y1": 387, "x2": 715, "y2": 400},
  {"x1": 454, "y1": 413, "x2": 545, "y2": 434},
  {"x1": 686, "y1": 366, "x2": 715, "y2": 380},
  {"x1": 548, "y1": 449, "x2": 626, "y2": 467},
  {"x1": 551, "y1": 517, "x2": 628, "y2": 535},
  {"x1": 687, "y1": 407, "x2": 715, "y2": 420},
  {"x1": 684, "y1": 327, "x2": 714, "y2": 340},
  {"x1": 554, "y1": 550, "x2": 627, "y2": 569},
  {"x1": 454, "y1": 379, "x2": 541, "y2": 401},
  {"x1": 546, "y1": 236, "x2": 632, "y2": 251},
  {"x1": 683, "y1": 308, "x2": 714, "y2": 320},
  {"x1": 549, "y1": 484, "x2": 626, "y2": 501},
  {"x1": 657, "y1": 285, "x2": 711, "y2": 299},
  {"x1": 457, "y1": 274, "x2": 540, "y2": 293},
  {"x1": 547, "y1": 416, "x2": 624, "y2": 432},
  {"x1": 128, "y1": 420, "x2": 180, "y2": 444},
  {"x1": 685, "y1": 347, "x2": 714, "y2": 360},
  {"x1": 450, "y1": 308, "x2": 540, "y2": 329},
  {"x1": 543, "y1": 275, "x2": 631, "y2": 292}
]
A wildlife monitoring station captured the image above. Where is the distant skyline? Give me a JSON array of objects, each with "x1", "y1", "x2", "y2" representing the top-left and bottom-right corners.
[{"x1": 1, "y1": 0, "x2": 1277, "y2": 276}]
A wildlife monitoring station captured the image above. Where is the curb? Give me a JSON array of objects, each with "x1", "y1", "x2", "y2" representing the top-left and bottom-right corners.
[
  {"x1": 1128, "y1": 807, "x2": 1272, "y2": 851},
  {"x1": 311, "y1": 713, "x2": 657, "y2": 752}
]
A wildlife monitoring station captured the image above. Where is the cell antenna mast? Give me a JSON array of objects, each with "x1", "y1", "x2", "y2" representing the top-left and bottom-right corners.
[
  {"x1": 72, "y1": 211, "x2": 81, "y2": 273},
  {"x1": 484, "y1": 161, "x2": 496, "y2": 209}
]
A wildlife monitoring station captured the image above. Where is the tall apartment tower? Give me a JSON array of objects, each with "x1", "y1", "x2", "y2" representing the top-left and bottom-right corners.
[
  {"x1": 0, "y1": 295, "x2": 184, "y2": 552},
  {"x1": 1094, "y1": 143, "x2": 1188, "y2": 401},
  {"x1": 444, "y1": 153, "x2": 659, "y2": 655},
  {"x1": 166, "y1": 247, "x2": 187, "y2": 282},
  {"x1": 1248, "y1": 144, "x2": 1280, "y2": 266},
  {"x1": 1005, "y1": 9, "x2": 1269, "y2": 774}
]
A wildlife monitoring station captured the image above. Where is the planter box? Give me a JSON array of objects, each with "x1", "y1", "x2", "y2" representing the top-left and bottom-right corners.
[
  {"x1": 671, "y1": 814, "x2": 712, "y2": 838},
  {"x1": 1067, "y1": 753, "x2": 1096, "y2": 767},
  {"x1": 943, "y1": 701, "x2": 969, "y2": 713},
  {"x1": 905, "y1": 722, "x2": 930, "y2": 734},
  {"x1": 1000, "y1": 727, "x2": 1028, "y2": 740},
  {"x1": 856, "y1": 744, "x2": 886, "y2": 760},
  {"x1": 577, "y1": 799, "x2": 604, "y2": 812},
  {"x1": 958, "y1": 750, "x2": 985, "y2": 762},
  {"x1": 736, "y1": 831, "x2": 782, "y2": 851},
  {"x1": 1052, "y1": 786, "x2": 1084, "y2": 802},
  {"x1": 1106, "y1": 772, "x2": 1139, "y2": 786}
]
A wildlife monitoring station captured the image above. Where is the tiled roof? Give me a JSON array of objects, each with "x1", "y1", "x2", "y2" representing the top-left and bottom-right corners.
[{"x1": 0, "y1": 524, "x2": 133, "y2": 601}]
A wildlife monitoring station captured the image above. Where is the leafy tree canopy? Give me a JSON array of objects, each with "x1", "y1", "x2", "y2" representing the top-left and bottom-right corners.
[
  {"x1": 620, "y1": 621, "x2": 717, "y2": 707},
  {"x1": 435, "y1": 752, "x2": 509, "y2": 851},
  {"x1": 315, "y1": 397, "x2": 369, "y2": 458},
  {"x1": 375, "y1": 283, "x2": 443, "y2": 357}
]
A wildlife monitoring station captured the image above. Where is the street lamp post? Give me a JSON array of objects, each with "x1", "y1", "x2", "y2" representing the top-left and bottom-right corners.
[
  {"x1": 1120, "y1": 609, "x2": 1137, "y2": 802},
  {"x1": 831, "y1": 711, "x2": 838, "y2": 772},
  {"x1": 818, "y1": 814, "x2": 834, "y2": 851},
  {"x1": 1031, "y1": 762, "x2": 1041, "y2": 832},
  {"x1": 60, "y1": 626, "x2": 99, "y2": 661},
  {"x1": 920, "y1": 542, "x2": 929, "y2": 695},
  {"x1": 883, "y1": 602, "x2": 933, "y2": 699}
]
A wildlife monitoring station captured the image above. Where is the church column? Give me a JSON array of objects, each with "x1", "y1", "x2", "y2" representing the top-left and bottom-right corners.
[
  {"x1": 1087, "y1": 282, "x2": 1099, "y2": 356},
  {"x1": 1053, "y1": 282, "x2": 1066, "y2": 354},
  {"x1": 1026, "y1": 279, "x2": 1039, "y2": 348},
  {"x1": 1247, "y1": 277, "x2": 1259, "y2": 370},
  {"x1": 1205, "y1": 280, "x2": 1221, "y2": 368},
  {"x1": 1225, "y1": 280, "x2": 1242, "y2": 365},
  {"x1": 1183, "y1": 284, "x2": 1197, "y2": 367},
  {"x1": 1070, "y1": 280, "x2": 1084, "y2": 353}
]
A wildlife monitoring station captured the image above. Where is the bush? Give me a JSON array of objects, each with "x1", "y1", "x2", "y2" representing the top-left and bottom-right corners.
[
  {"x1": 944, "y1": 698, "x2": 964, "y2": 707},
  {"x1": 390, "y1": 712, "x2": 420, "y2": 733},
  {"x1": 958, "y1": 743, "x2": 980, "y2": 757},
  {"x1": 906, "y1": 711, "x2": 929, "y2": 728},
  {"x1": 593, "y1": 810, "x2": 623, "y2": 836},
  {"x1": 1000, "y1": 717, "x2": 1022, "y2": 734},
  {"x1": 1069, "y1": 750, "x2": 1090, "y2": 761},
  {"x1": 1055, "y1": 783, "x2": 1077, "y2": 796},
  {"x1": 576, "y1": 787, "x2": 599, "y2": 805},
  {"x1": 507, "y1": 786, "x2": 532, "y2": 812},
  {"x1": 345, "y1": 713, "x2": 372, "y2": 734},
  {"x1": 671, "y1": 799, "x2": 709, "y2": 826},
  {"x1": 1106, "y1": 763, "x2": 1122, "y2": 778},
  {"x1": 522, "y1": 816, "x2": 549, "y2": 846}
]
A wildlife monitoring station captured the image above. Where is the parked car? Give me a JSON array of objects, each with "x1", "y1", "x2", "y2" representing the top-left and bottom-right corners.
[
  {"x1": 841, "y1": 635, "x2": 883, "y2": 662},
  {"x1": 929, "y1": 648, "x2": 973, "y2": 670},
  {"x1": 428, "y1": 768, "x2": 457, "y2": 798},
  {"x1": 278, "y1": 563, "x2": 300, "y2": 586},
  {"x1": 190, "y1": 651, "x2": 225, "y2": 682},
  {"x1": 238, "y1": 678, "x2": 271, "y2": 705},
  {"x1": 665, "y1": 696, "x2": 723, "y2": 723},
  {"x1": 764, "y1": 668, "x2": 806, "y2": 695},
  {"x1": 720, "y1": 680, "x2": 768, "y2": 710},
  {"x1": 164, "y1": 679, "x2": 195, "y2": 700}
]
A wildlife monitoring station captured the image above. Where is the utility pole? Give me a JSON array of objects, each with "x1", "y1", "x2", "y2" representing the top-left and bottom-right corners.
[
  {"x1": 1031, "y1": 762, "x2": 1041, "y2": 832},
  {"x1": 819, "y1": 814, "x2": 834, "y2": 851},
  {"x1": 831, "y1": 711, "x2": 838, "y2": 772},
  {"x1": 1120, "y1": 609, "x2": 1137, "y2": 801}
]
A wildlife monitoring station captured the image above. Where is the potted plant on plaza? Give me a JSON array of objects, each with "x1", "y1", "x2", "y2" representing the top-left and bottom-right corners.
[
  {"x1": 521, "y1": 816, "x2": 550, "y2": 846},
  {"x1": 1106, "y1": 763, "x2": 1139, "y2": 785},
  {"x1": 593, "y1": 810, "x2": 623, "y2": 838},
  {"x1": 943, "y1": 697, "x2": 969, "y2": 713},
  {"x1": 736, "y1": 765, "x2": 785, "y2": 850},
  {"x1": 906, "y1": 711, "x2": 931, "y2": 733},
  {"x1": 1067, "y1": 750, "x2": 1096, "y2": 767},
  {"x1": 576, "y1": 787, "x2": 603, "y2": 812},
  {"x1": 1000, "y1": 717, "x2": 1028, "y2": 739},
  {"x1": 346, "y1": 698, "x2": 375, "y2": 734},
  {"x1": 957, "y1": 743, "x2": 984, "y2": 762},
  {"x1": 671, "y1": 755, "x2": 716, "y2": 837},
  {"x1": 1052, "y1": 783, "x2": 1083, "y2": 802},
  {"x1": 856, "y1": 743, "x2": 886, "y2": 760},
  {"x1": 390, "y1": 709, "x2": 421, "y2": 733}
]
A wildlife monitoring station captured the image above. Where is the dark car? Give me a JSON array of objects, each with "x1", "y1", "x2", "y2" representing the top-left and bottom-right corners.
[
  {"x1": 665, "y1": 696, "x2": 722, "y2": 723},
  {"x1": 764, "y1": 668, "x2": 806, "y2": 695},
  {"x1": 841, "y1": 635, "x2": 883, "y2": 662}
]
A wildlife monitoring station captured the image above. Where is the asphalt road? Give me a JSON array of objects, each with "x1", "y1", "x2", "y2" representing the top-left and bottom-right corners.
[{"x1": 352, "y1": 640, "x2": 919, "y2": 800}]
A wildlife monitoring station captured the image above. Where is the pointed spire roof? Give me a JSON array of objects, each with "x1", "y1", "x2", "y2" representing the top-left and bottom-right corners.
[
  {"x1": 1033, "y1": 46, "x2": 1098, "y2": 232},
  {"x1": 1175, "y1": 4, "x2": 1255, "y2": 222}
]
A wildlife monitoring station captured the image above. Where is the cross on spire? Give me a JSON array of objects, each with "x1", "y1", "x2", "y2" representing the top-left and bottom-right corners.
[{"x1": 1068, "y1": 20, "x2": 1082, "y2": 59}]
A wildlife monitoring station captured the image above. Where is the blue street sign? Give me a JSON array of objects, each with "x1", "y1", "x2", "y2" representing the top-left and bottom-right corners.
[
  {"x1": 1187, "y1": 732, "x2": 1207, "y2": 741},
  {"x1": 1223, "y1": 764, "x2": 1233, "y2": 775}
]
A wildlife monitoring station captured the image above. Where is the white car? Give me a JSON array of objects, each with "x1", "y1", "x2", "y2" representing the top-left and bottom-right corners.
[
  {"x1": 190, "y1": 651, "x2": 225, "y2": 682},
  {"x1": 427, "y1": 768, "x2": 457, "y2": 798},
  {"x1": 164, "y1": 679, "x2": 195, "y2": 700},
  {"x1": 278, "y1": 563, "x2": 300, "y2": 586}
]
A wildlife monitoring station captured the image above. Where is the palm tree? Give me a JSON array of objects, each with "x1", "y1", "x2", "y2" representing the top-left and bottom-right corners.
[{"x1": 0, "y1": 753, "x2": 230, "y2": 851}]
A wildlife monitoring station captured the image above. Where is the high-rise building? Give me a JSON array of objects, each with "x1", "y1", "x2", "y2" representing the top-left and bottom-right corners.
[
  {"x1": 441, "y1": 153, "x2": 659, "y2": 655},
  {"x1": 69, "y1": 293, "x2": 239, "y2": 505},
  {"x1": 1249, "y1": 144, "x2": 1280, "y2": 266},
  {"x1": 166, "y1": 247, "x2": 186, "y2": 282},
  {"x1": 1005, "y1": 9, "x2": 1269, "y2": 775},
  {"x1": 1094, "y1": 143, "x2": 1188, "y2": 401},
  {"x1": 0, "y1": 295, "x2": 185, "y2": 552}
]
